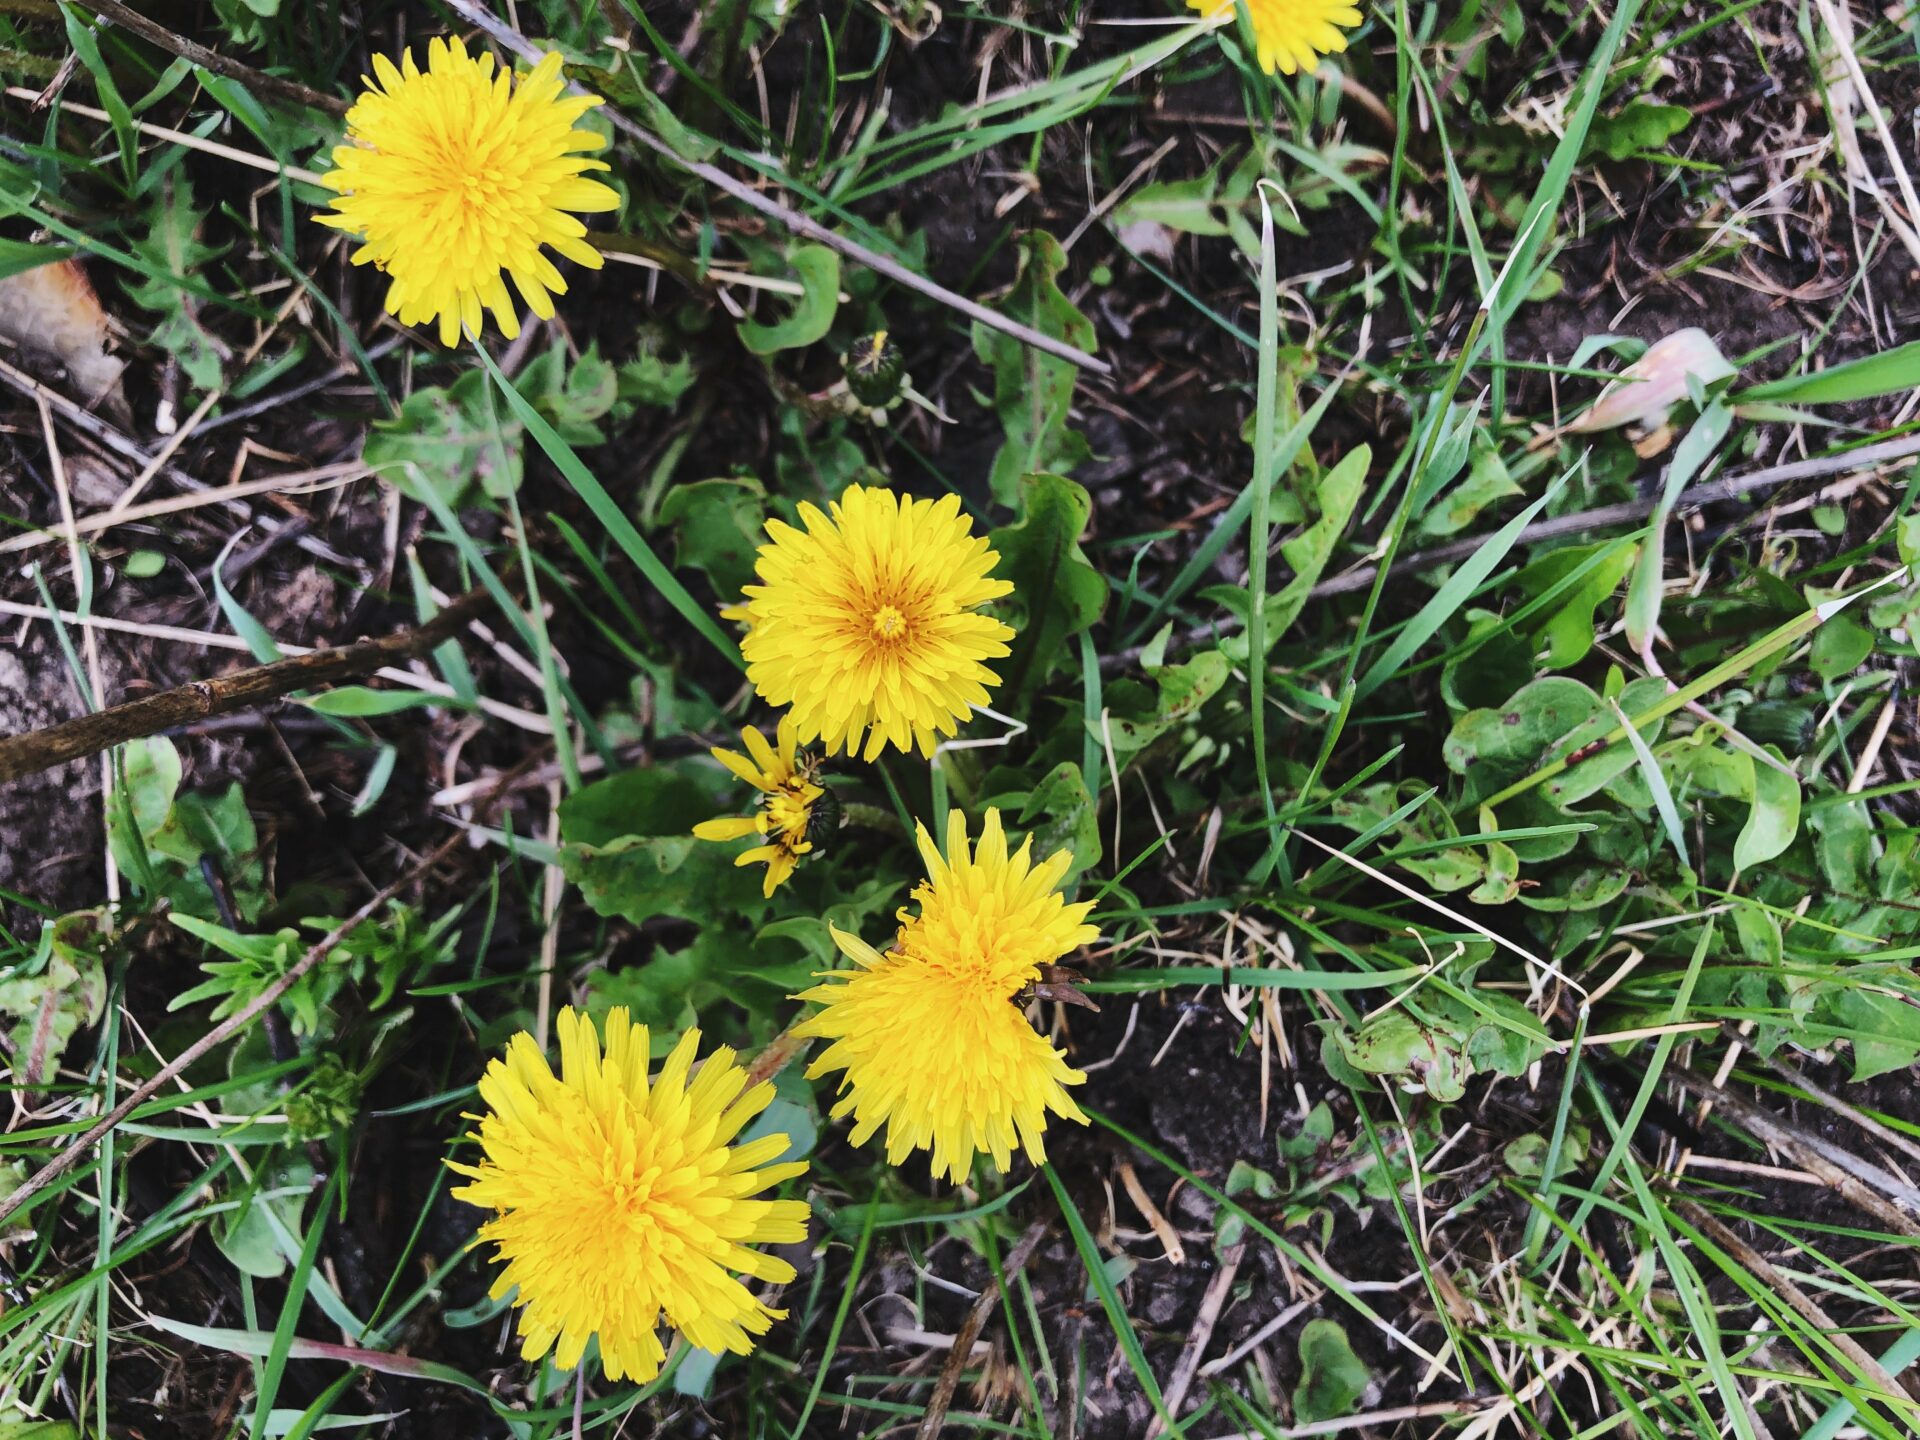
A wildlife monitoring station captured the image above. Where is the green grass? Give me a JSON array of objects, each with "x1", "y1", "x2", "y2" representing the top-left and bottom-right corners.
[{"x1": 4, "y1": 0, "x2": 1920, "y2": 1436}]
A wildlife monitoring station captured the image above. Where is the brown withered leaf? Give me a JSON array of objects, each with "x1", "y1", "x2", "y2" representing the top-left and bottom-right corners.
[{"x1": 0, "y1": 257, "x2": 131, "y2": 422}]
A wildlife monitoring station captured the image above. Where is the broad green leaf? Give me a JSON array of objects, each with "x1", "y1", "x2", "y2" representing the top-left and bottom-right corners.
[
  {"x1": 972, "y1": 232, "x2": 1096, "y2": 506},
  {"x1": 1809, "y1": 612, "x2": 1873, "y2": 679},
  {"x1": 1293, "y1": 1319, "x2": 1372, "y2": 1425},
  {"x1": 1015, "y1": 762, "x2": 1102, "y2": 881},
  {"x1": 658, "y1": 476, "x2": 770, "y2": 599},
  {"x1": 739, "y1": 245, "x2": 840, "y2": 354},
  {"x1": 1584, "y1": 102, "x2": 1692, "y2": 161},
  {"x1": 988, "y1": 473, "x2": 1107, "y2": 697},
  {"x1": 1737, "y1": 753, "x2": 1800, "y2": 871}
]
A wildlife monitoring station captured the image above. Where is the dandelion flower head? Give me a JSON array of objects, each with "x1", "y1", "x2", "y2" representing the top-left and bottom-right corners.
[
  {"x1": 692, "y1": 714, "x2": 828, "y2": 897},
  {"x1": 794, "y1": 809, "x2": 1098, "y2": 1184},
  {"x1": 1188, "y1": 0, "x2": 1362, "y2": 76},
  {"x1": 450, "y1": 1008, "x2": 810, "y2": 1381},
  {"x1": 730, "y1": 485, "x2": 1016, "y2": 762},
  {"x1": 317, "y1": 37, "x2": 619, "y2": 346}
]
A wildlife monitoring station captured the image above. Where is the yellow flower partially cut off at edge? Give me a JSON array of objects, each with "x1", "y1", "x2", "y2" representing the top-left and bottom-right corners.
[
  {"x1": 793, "y1": 808, "x2": 1098, "y2": 1185},
  {"x1": 728, "y1": 485, "x2": 1016, "y2": 762},
  {"x1": 693, "y1": 714, "x2": 827, "y2": 897},
  {"x1": 1189, "y1": 0, "x2": 1362, "y2": 76},
  {"x1": 450, "y1": 1008, "x2": 810, "y2": 1382},
  {"x1": 317, "y1": 37, "x2": 619, "y2": 346}
]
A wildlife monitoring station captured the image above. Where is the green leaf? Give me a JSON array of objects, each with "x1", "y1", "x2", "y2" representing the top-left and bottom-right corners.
[
  {"x1": 0, "y1": 911, "x2": 108, "y2": 1087},
  {"x1": 1417, "y1": 438, "x2": 1519, "y2": 538},
  {"x1": 1105, "y1": 649, "x2": 1232, "y2": 763},
  {"x1": 738, "y1": 245, "x2": 841, "y2": 354},
  {"x1": 1233, "y1": 443, "x2": 1370, "y2": 652},
  {"x1": 363, "y1": 369, "x2": 523, "y2": 505},
  {"x1": 0, "y1": 1421, "x2": 82, "y2": 1439},
  {"x1": 1583, "y1": 102, "x2": 1692, "y2": 161},
  {"x1": 1735, "y1": 339, "x2": 1920, "y2": 406},
  {"x1": 1015, "y1": 762, "x2": 1102, "y2": 881},
  {"x1": 1829, "y1": 989, "x2": 1920, "y2": 1082},
  {"x1": 1111, "y1": 172, "x2": 1231, "y2": 237},
  {"x1": 988, "y1": 473, "x2": 1107, "y2": 697},
  {"x1": 658, "y1": 476, "x2": 770, "y2": 599},
  {"x1": 560, "y1": 764, "x2": 769, "y2": 930},
  {"x1": 1513, "y1": 540, "x2": 1640, "y2": 670},
  {"x1": 1292, "y1": 1318, "x2": 1372, "y2": 1424},
  {"x1": 124, "y1": 180, "x2": 228, "y2": 392},
  {"x1": 972, "y1": 233, "x2": 1096, "y2": 506},
  {"x1": 301, "y1": 687, "x2": 449, "y2": 717},
  {"x1": 0, "y1": 239, "x2": 74, "y2": 282},
  {"x1": 1737, "y1": 753, "x2": 1801, "y2": 871},
  {"x1": 1809, "y1": 612, "x2": 1873, "y2": 680}
]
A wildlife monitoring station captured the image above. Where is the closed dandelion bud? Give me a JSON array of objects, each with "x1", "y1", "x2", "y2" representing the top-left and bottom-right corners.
[
  {"x1": 843, "y1": 331, "x2": 906, "y2": 407},
  {"x1": 1738, "y1": 698, "x2": 1818, "y2": 755}
]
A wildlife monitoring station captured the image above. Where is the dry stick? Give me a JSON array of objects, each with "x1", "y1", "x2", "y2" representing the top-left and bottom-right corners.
[
  {"x1": 1666, "y1": 1068, "x2": 1920, "y2": 1237},
  {"x1": 0, "y1": 829, "x2": 465, "y2": 1228},
  {"x1": 914, "y1": 1220, "x2": 1050, "y2": 1440},
  {"x1": 1150, "y1": 1242, "x2": 1244, "y2": 1438},
  {"x1": 438, "y1": 0, "x2": 1111, "y2": 376},
  {"x1": 61, "y1": 0, "x2": 347, "y2": 114},
  {"x1": 0, "y1": 588, "x2": 494, "y2": 785}
]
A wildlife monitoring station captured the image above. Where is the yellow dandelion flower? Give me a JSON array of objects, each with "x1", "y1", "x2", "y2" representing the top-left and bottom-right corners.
[
  {"x1": 449, "y1": 1008, "x2": 810, "y2": 1382},
  {"x1": 692, "y1": 715, "x2": 832, "y2": 897},
  {"x1": 793, "y1": 808, "x2": 1098, "y2": 1184},
  {"x1": 317, "y1": 37, "x2": 620, "y2": 347},
  {"x1": 1188, "y1": 0, "x2": 1363, "y2": 76},
  {"x1": 730, "y1": 485, "x2": 1016, "y2": 762}
]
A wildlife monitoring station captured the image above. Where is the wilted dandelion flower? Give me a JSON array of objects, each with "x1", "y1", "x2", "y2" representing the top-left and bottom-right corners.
[
  {"x1": 317, "y1": 38, "x2": 619, "y2": 347},
  {"x1": 728, "y1": 485, "x2": 1015, "y2": 761},
  {"x1": 450, "y1": 1008, "x2": 810, "y2": 1381},
  {"x1": 793, "y1": 809, "x2": 1098, "y2": 1184},
  {"x1": 1189, "y1": 0, "x2": 1362, "y2": 76},
  {"x1": 692, "y1": 715, "x2": 832, "y2": 897}
]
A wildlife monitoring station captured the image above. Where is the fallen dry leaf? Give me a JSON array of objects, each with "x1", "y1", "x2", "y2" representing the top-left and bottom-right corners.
[
  {"x1": 0, "y1": 257, "x2": 131, "y2": 421},
  {"x1": 1570, "y1": 327, "x2": 1737, "y2": 436}
]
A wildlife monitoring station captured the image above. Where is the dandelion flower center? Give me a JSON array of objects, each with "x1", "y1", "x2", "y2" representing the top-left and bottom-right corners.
[
  {"x1": 731, "y1": 485, "x2": 1017, "y2": 761},
  {"x1": 316, "y1": 37, "x2": 620, "y2": 347},
  {"x1": 869, "y1": 603, "x2": 910, "y2": 641},
  {"x1": 450, "y1": 1009, "x2": 810, "y2": 1382},
  {"x1": 794, "y1": 809, "x2": 1098, "y2": 1184}
]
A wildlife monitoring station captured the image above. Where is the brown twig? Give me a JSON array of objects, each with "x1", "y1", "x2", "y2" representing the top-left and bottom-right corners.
[
  {"x1": 60, "y1": 1, "x2": 346, "y2": 114},
  {"x1": 0, "y1": 589, "x2": 494, "y2": 785},
  {"x1": 0, "y1": 830, "x2": 465, "y2": 1228},
  {"x1": 439, "y1": 0, "x2": 1111, "y2": 377},
  {"x1": 914, "y1": 1220, "x2": 1050, "y2": 1440},
  {"x1": 1150, "y1": 1241, "x2": 1244, "y2": 1436},
  {"x1": 1666, "y1": 1068, "x2": 1920, "y2": 1237}
]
